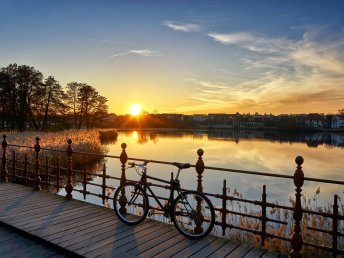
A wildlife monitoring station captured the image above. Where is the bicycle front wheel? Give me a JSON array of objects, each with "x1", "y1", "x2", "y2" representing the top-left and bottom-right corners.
[
  {"x1": 172, "y1": 190, "x2": 215, "y2": 239},
  {"x1": 113, "y1": 182, "x2": 149, "y2": 225}
]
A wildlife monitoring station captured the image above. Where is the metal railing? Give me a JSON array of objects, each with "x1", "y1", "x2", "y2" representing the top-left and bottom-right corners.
[{"x1": 0, "y1": 134, "x2": 343, "y2": 257}]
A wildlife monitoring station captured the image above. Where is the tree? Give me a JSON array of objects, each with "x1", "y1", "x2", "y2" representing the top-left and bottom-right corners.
[
  {"x1": 66, "y1": 82, "x2": 108, "y2": 129},
  {"x1": 41, "y1": 76, "x2": 67, "y2": 130},
  {"x1": 338, "y1": 108, "x2": 344, "y2": 115},
  {"x1": 15, "y1": 65, "x2": 43, "y2": 131}
]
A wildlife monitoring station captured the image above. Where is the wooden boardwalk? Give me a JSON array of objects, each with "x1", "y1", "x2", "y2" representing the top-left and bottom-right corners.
[{"x1": 0, "y1": 183, "x2": 284, "y2": 258}]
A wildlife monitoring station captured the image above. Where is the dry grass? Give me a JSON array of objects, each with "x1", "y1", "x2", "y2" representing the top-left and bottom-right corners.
[{"x1": 213, "y1": 187, "x2": 344, "y2": 257}]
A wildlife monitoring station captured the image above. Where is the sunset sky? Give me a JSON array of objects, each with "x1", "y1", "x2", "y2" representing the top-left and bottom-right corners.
[{"x1": 1, "y1": 0, "x2": 344, "y2": 115}]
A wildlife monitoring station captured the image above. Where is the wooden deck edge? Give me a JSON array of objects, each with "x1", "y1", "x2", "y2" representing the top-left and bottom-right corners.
[{"x1": 0, "y1": 219, "x2": 84, "y2": 258}]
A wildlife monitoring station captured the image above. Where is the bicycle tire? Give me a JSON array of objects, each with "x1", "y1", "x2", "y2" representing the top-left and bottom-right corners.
[
  {"x1": 113, "y1": 182, "x2": 149, "y2": 225},
  {"x1": 172, "y1": 190, "x2": 215, "y2": 239}
]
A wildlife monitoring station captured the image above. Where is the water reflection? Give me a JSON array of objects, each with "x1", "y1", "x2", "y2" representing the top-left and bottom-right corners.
[
  {"x1": 120, "y1": 129, "x2": 344, "y2": 148},
  {"x1": 71, "y1": 130, "x2": 343, "y2": 209}
]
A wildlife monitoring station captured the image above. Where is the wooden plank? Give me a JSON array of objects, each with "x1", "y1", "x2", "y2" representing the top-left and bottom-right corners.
[
  {"x1": 6, "y1": 203, "x2": 89, "y2": 226},
  {"x1": 0, "y1": 196, "x2": 73, "y2": 218},
  {"x1": 243, "y1": 247, "x2": 266, "y2": 258},
  {"x1": 154, "y1": 236, "x2": 213, "y2": 258},
  {"x1": 99, "y1": 223, "x2": 174, "y2": 257},
  {"x1": 82, "y1": 221, "x2": 163, "y2": 257},
  {"x1": 0, "y1": 183, "x2": 281, "y2": 258},
  {"x1": 32, "y1": 209, "x2": 113, "y2": 239},
  {"x1": 137, "y1": 232, "x2": 186, "y2": 257},
  {"x1": 261, "y1": 251, "x2": 282, "y2": 258},
  {"x1": 209, "y1": 240, "x2": 241, "y2": 258},
  {"x1": 171, "y1": 235, "x2": 218, "y2": 257},
  {"x1": 45, "y1": 211, "x2": 116, "y2": 242},
  {"x1": 0, "y1": 226, "x2": 67, "y2": 258},
  {"x1": 226, "y1": 244, "x2": 253, "y2": 257},
  {"x1": 12, "y1": 207, "x2": 91, "y2": 234},
  {"x1": 190, "y1": 237, "x2": 229, "y2": 257},
  {"x1": 57, "y1": 221, "x2": 125, "y2": 250},
  {"x1": 2, "y1": 202, "x2": 88, "y2": 225},
  {"x1": 27, "y1": 207, "x2": 101, "y2": 234},
  {"x1": 115, "y1": 226, "x2": 179, "y2": 257}
]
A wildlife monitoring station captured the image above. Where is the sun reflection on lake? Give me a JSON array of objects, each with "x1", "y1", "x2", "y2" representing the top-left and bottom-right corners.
[{"x1": 131, "y1": 131, "x2": 138, "y2": 141}]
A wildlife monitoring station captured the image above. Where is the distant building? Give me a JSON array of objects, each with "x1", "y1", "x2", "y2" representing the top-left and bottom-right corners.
[
  {"x1": 192, "y1": 114, "x2": 208, "y2": 122},
  {"x1": 331, "y1": 116, "x2": 344, "y2": 128},
  {"x1": 304, "y1": 113, "x2": 326, "y2": 128},
  {"x1": 208, "y1": 113, "x2": 234, "y2": 125}
]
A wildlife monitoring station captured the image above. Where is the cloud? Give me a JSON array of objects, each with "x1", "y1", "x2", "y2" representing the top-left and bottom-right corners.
[
  {"x1": 208, "y1": 32, "x2": 254, "y2": 44},
  {"x1": 208, "y1": 31, "x2": 294, "y2": 54},
  {"x1": 110, "y1": 49, "x2": 163, "y2": 58},
  {"x1": 164, "y1": 21, "x2": 200, "y2": 32}
]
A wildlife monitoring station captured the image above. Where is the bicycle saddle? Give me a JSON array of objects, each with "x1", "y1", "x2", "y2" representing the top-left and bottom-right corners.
[{"x1": 172, "y1": 162, "x2": 191, "y2": 169}]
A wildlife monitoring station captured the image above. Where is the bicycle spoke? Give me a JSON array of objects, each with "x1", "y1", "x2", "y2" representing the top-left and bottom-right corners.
[{"x1": 113, "y1": 183, "x2": 149, "y2": 225}]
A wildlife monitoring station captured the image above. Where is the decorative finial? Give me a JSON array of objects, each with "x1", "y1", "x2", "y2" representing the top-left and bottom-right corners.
[{"x1": 295, "y1": 156, "x2": 304, "y2": 166}]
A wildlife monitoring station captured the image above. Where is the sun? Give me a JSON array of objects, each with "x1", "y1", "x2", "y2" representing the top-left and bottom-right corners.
[{"x1": 130, "y1": 104, "x2": 142, "y2": 116}]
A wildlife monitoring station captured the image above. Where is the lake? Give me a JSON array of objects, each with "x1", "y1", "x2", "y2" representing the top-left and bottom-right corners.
[{"x1": 71, "y1": 129, "x2": 344, "y2": 209}]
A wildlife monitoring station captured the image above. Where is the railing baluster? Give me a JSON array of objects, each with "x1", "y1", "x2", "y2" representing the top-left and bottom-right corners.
[
  {"x1": 102, "y1": 164, "x2": 106, "y2": 204},
  {"x1": 45, "y1": 155, "x2": 49, "y2": 189},
  {"x1": 24, "y1": 153, "x2": 28, "y2": 185},
  {"x1": 83, "y1": 166, "x2": 87, "y2": 199},
  {"x1": 65, "y1": 139, "x2": 73, "y2": 199},
  {"x1": 119, "y1": 143, "x2": 128, "y2": 213},
  {"x1": 222, "y1": 179, "x2": 227, "y2": 235},
  {"x1": 261, "y1": 185, "x2": 267, "y2": 246},
  {"x1": 56, "y1": 157, "x2": 60, "y2": 192},
  {"x1": 290, "y1": 156, "x2": 304, "y2": 258},
  {"x1": 12, "y1": 151, "x2": 16, "y2": 183},
  {"x1": 194, "y1": 148, "x2": 204, "y2": 234},
  {"x1": 1, "y1": 134, "x2": 8, "y2": 182},
  {"x1": 34, "y1": 137, "x2": 41, "y2": 191},
  {"x1": 332, "y1": 194, "x2": 338, "y2": 258}
]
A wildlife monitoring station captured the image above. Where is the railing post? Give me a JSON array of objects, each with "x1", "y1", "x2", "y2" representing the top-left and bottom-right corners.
[
  {"x1": 1, "y1": 134, "x2": 8, "y2": 182},
  {"x1": 34, "y1": 137, "x2": 41, "y2": 191},
  {"x1": 83, "y1": 166, "x2": 87, "y2": 199},
  {"x1": 102, "y1": 164, "x2": 106, "y2": 204},
  {"x1": 290, "y1": 156, "x2": 304, "y2": 258},
  {"x1": 56, "y1": 157, "x2": 60, "y2": 192},
  {"x1": 45, "y1": 155, "x2": 49, "y2": 190},
  {"x1": 24, "y1": 153, "x2": 28, "y2": 185},
  {"x1": 332, "y1": 194, "x2": 338, "y2": 258},
  {"x1": 221, "y1": 179, "x2": 227, "y2": 235},
  {"x1": 65, "y1": 139, "x2": 73, "y2": 200},
  {"x1": 12, "y1": 151, "x2": 16, "y2": 183},
  {"x1": 119, "y1": 143, "x2": 128, "y2": 213},
  {"x1": 194, "y1": 148, "x2": 204, "y2": 234},
  {"x1": 261, "y1": 185, "x2": 267, "y2": 246}
]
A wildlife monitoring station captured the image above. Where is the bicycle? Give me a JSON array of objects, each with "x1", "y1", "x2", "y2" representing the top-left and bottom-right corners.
[{"x1": 113, "y1": 161, "x2": 215, "y2": 239}]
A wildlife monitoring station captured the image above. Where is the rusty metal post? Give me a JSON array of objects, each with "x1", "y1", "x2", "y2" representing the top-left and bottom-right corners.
[
  {"x1": 12, "y1": 151, "x2": 16, "y2": 183},
  {"x1": 289, "y1": 156, "x2": 304, "y2": 258},
  {"x1": 65, "y1": 139, "x2": 73, "y2": 200},
  {"x1": 261, "y1": 185, "x2": 267, "y2": 246},
  {"x1": 1, "y1": 134, "x2": 8, "y2": 182},
  {"x1": 83, "y1": 166, "x2": 87, "y2": 199},
  {"x1": 34, "y1": 137, "x2": 41, "y2": 191},
  {"x1": 332, "y1": 194, "x2": 338, "y2": 258},
  {"x1": 45, "y1": 155, "x2": 49, "y2": 189},
  {"x1": 24, "y1": 153, "x2": 28, "y2": 185},
  {"x1": 102, "y1": 164, "x2": 106, "y2": 204},
  {"x1": 194, "y1": 148, "x2": 205, "y2": 234},
  {"x1": 56, "y1": 157, "x2": 60, "y2": 192},
  {"x1": 221, "y1": 179, "x2": 227, "y2": 235},
  {"x1": 119, "y1": 143, "x2": 128, "y2": 213}
]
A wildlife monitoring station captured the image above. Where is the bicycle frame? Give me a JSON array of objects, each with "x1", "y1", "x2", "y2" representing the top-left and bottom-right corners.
[{"x1": 136, "y1": 170, "x2": 182, "y2": 217}]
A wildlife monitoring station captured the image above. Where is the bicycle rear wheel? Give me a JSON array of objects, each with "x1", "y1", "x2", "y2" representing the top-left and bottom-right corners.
[
  {"x1": 172, "y1": 190, "x2": 215, "y2": 239},
  {"x1": 113, "y1": 182, "x2": 149, "y2": 225}
]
